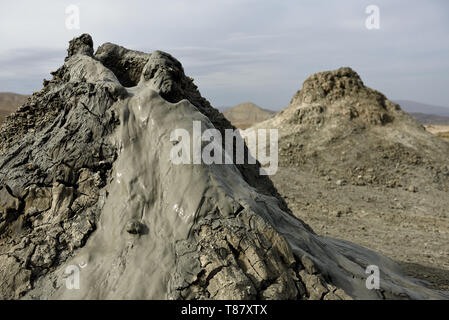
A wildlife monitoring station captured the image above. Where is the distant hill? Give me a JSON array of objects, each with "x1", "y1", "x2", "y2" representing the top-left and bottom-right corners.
[
  {"x1": 0, "y1": 92, "x2": 29, "y2": 123},
  {"x1": 409, "y1": 112, "x2": 449, "y2": 126},
  {"x1": 222, "y1": 102, "x2": 276, "y2": 129},
  {"x1": 395, "y1": 100, "x2": 449, "y2": 117}
]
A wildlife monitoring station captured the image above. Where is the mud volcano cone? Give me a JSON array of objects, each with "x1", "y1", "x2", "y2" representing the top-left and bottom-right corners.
[{"x1": 0, "y1": 35, "x2": 446, "y2": 300}]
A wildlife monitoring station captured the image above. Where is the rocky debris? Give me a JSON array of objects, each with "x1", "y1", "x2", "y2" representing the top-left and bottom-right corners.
[
  {"x1": 0, "y1": 186, "x2": 21, "y2": 232},
  {"x1": 1, "y1": 35, "x2": 447, "y2": 300},
  {"x1": 125, "y1": 219, "x2": 144, "y2": 235},
  {"x1": 67, "y1": 33, "x2": 94, "y2": 58},
  {"x1": 95, "y1": 43, "x2": 149, "y2": 88},
  {"x1": 287, "y1": 67, "x2": 395, "y2": 127},
  {"x1": 171, "y1": 209, "x2": 353, "y2": 300}
]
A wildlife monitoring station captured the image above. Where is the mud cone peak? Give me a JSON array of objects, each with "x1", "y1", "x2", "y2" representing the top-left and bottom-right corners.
[{"x1": 67, "y1": 33, "x2": 94, "y2": 58}]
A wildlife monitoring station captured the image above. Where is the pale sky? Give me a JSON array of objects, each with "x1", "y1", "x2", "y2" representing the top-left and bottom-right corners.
[{"x1": 1, "y1": 0, "x2": 448, "y2": 110}]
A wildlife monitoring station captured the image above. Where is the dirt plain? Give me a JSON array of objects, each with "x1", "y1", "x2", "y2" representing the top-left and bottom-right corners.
[
  {"x1": 425, "y1": 125, "x2": 449, "y2": 140},
  {"x1": 271, "y1": 165, "x2": 449, "y2": 292}
]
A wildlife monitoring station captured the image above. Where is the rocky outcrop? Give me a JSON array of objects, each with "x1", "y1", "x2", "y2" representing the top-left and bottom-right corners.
[
  {"x1": 0, "y1": 35, "x2": 447, "y2": 300},
  {"x1": 288, "y1": 67, "x2": 397, "y2": 126}
]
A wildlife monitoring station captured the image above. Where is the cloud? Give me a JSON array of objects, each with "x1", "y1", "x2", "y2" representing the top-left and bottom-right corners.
[
  {"x1": 0, "y1": 0, "x2": 448, "y2": 108},
  {"x1": 0, "y1": 47, "x2": 65, "y2": 93}
]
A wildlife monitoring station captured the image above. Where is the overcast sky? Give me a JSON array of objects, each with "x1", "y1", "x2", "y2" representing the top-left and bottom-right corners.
[{"x1": 1, "y1": 0, "x2": 448, "y2": 110}]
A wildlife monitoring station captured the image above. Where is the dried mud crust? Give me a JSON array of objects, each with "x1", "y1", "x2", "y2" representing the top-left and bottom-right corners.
[{"x1": 170, "y1": 208, "x2": 351, "y2": 300}]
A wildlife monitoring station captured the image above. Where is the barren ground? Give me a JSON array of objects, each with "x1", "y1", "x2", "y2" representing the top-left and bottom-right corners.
[{"x1": 272, "y1": 167, "x2": 449, "y2": 292}]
